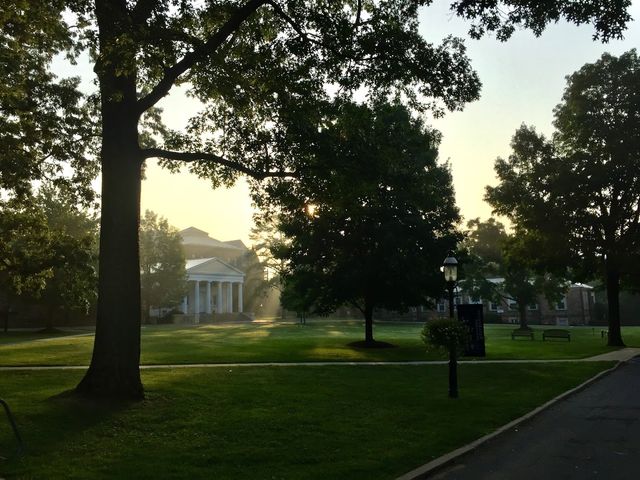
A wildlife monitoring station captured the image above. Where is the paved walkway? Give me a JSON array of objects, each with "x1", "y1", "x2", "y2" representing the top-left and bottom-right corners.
[
  {"x1": 1, "y1": 348, "x2": 639, "y2": 371},
  {"x1": 415, "y1": 358, "x2": 640, "y2": 480}
]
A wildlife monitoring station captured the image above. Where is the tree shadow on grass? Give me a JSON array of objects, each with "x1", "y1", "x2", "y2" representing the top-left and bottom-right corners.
[{"x1": 347, "y1": 340, "x2": 396, "y2": 349}]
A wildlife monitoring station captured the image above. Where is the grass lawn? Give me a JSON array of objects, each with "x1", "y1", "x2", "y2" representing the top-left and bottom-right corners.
[
  {"x1": 0, "y1": 322, "x2": 638, "y2": 366},
  {"x1": 0, "y1": 362, "x2": 613, "y2": 479},
  {"x1": 0, "y1": 329, "x2": 91, "y2": 346}
]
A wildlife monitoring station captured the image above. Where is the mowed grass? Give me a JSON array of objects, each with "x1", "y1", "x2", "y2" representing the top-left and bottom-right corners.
[
  {"x1": 0, "y1": 329, "x2": 91, "y2": 346},
  {"x1": 0, "y1": 322, "x2": 638, "y2": 366},
  {"x1": 0, "y1": 362, "x2": 613, "y2": 479}
]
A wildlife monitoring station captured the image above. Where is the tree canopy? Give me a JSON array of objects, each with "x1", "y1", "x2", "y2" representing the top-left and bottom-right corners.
[
  {"x1": 139, "y1": 210, "x2": 187, "y2": 322},
  {"x1": 0, "y1": 2, "x2": 99, "y2": 203},
  {"x1": 486, "y1": 50, "x2": 640, "y2": 346},
  {"x1": 36, "y1": 185, "x2": 98, "y2": 331},
  {"x1": 0, "y1": 184, "x2": 98, "y2": 331},
  {"x1": 461, "y1": 218, "x2": 565, "y2": 329},
  {"x1": 259, "y1": 100, "x2": 461, "y2": 344},
  {"x1": 4, "y1": 0, "x2": 632, "y2": 398}
]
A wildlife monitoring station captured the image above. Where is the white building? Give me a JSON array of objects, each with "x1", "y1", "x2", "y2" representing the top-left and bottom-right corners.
[
  {"x1": 181, "y1": 258, "x2": 245, "y2": 321},
  {"x1": 178, "y1": 227, "x2": 253, "y2": 322}
]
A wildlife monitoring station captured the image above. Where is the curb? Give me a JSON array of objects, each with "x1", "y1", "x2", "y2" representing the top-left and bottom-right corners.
[{"x1": 396, "y1": 360, "x2": 625, "y2": 480}]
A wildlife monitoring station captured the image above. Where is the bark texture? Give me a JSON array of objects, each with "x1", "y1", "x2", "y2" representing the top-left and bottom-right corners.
[
  {"x1": 76, "y1": 0, "x2": 144, "y2": 399},
  {"x1": 605, "y1": 259, "x2": 625, "y2": 347}
]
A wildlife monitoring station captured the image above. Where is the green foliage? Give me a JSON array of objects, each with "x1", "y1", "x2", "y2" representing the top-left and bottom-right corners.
[
  {"x1": 421, "y1": 319, "x2": 469, "y2": 356},
  {"x1": 0, "y1": 1, "x2": 98, "y2": 203},
  {"x1": 461, "y1": 219, "x2": 566, "y2": 328},
  {"x1": 139, "y1": 211, "x2": 187, "y2": 320},
  {"x1": 463, "y1": 217, "x2": 507, "y2": 270},
  {"x1": 8, "y1": 0, "x2": 633, "y2": 394},
  {"x1": 0, "y1": 184, "x2": 98, "y2": 327},
  {"x1": 230, "y1": 248, "x2": 270, "y2": 314},
  {"x1": 36, "y1": 185, "x2": 98, "y2": 323},
  {"x1": 486, "y1": 50, "x2": 640, "y2": 342},
  {"x1": 257, "y1": 100, "x2": 461, "y2": 323},
  {"x1": 0, "y1": 198, "x2": 52, "y2": 298}
]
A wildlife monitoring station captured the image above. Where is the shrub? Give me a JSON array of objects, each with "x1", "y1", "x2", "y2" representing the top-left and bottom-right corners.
[{"x1": 421, "y1": 319, "x2": 469, "y2": 356}]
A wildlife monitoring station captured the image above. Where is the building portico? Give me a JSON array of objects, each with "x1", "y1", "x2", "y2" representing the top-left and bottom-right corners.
[{"x1": 182, "y1": 258, "x2": 245, "y2": 322}]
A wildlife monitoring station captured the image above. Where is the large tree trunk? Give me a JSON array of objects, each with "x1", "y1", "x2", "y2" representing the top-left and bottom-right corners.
[
  {"x1": 605, "y1": 259, "x2": 625, "y2": 347},
  {"x1": 518, "y1": 304, "x2": 529, "y2": 330},
  {"x1": 76, "y1": 8, "x2": 144, "y2": 397},
  {"x1": 76, "y1": 107, "x2": 144, "y2": 399},
  {"x1": 364, "y1": 300, "x2": 374, "y2": 344}
]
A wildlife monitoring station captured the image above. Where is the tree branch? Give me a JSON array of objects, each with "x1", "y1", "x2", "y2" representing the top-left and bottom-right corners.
[
  {"x1": 131, "y1": 0, "x2": 160, "y2": 26},
  {"x1": 136, "y1": 0, "x2": 268, "y2": 114},
  {"x1": 141, "y1": 148, "x2": 295, "y2": 180},
  {"x1": 266, "y1": 0, "x2": 321, "y2": 47}
]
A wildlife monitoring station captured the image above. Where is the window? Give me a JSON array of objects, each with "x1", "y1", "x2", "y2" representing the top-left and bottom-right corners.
[
  {"x1": 556, "y1": 295, "x2": 567, "y2": 311},
  {"x1": 436, "y1": 302, "x2": 446, "y2": 313},
  {"x1": 489, "y1": 302, "x2": 499, "y2": 312},
  {"x1": 469, "y1": 297, "x2": 483, "y2": 305},
  {"x1": 556, "y1": 317, "x2": 569, "y2": 326},
  {"x1": 528, "y1": 303, "x2": 538, "y2": 311},
  {"x1": 508, "y1": 317, "x2": 519, "y2": 324},
  {"x1": 508, "y1": 299, "x2": 518, "y2": 311}
]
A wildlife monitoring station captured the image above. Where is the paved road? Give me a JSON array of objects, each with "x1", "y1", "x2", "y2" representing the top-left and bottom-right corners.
[{"x1": 428, "y1": 359, "x2": 640, "y2": 480}]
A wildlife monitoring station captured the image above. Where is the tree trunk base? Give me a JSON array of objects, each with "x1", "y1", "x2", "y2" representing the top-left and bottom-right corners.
[
  {"x1": 76, "y1": 366, "x2": 144, "y2": 401},
  {"x1": 348, "y1": 340, "x2": 395, "y2": 349},
  {"x1": 607, "y1": 336, "x2": 625, "y2": 348}
]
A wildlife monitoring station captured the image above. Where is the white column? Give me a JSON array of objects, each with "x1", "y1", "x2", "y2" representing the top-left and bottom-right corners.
[
  {"x1": 227, "y1": 282, "x2": 233, "y2": 313},
  {"x1": 238, "y1": 283, "x2": 243, "y2": 313},
  {"x1": 182, "y1": 295, "x2": 188, "y2": 314},
  {"x1": 194, "y1": 280, "x2": 200, "y2": 323},
  {"x1": 206, "y1": 281, "x2": 212, "y2": 314},
  {"x1": 216, "y1": 282, "x2": 223, "y2": 314}
]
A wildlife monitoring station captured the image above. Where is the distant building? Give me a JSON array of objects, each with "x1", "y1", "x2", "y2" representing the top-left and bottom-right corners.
[
  {"x1": 432, "y1": 280, "x2": 596, "y2": 326},
  {"x1": 180, "y1": 226, "x2": 249, "y2": 261},
  {"x1": 177, "y1": 227, "x2": 258, "y2": 322}
]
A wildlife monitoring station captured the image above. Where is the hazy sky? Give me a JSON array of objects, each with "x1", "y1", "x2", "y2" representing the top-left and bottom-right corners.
[{"x1": 61, "y1": 1, "x2": 640, "y2": 246}]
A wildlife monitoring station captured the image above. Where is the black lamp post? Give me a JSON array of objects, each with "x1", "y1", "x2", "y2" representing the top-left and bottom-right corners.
[
  {"x1": 443, "y1": 253, "x2": 458, "y2": 319},
  {"x1": 442, "y1": 252, "x2": 459, "y2": 398}
]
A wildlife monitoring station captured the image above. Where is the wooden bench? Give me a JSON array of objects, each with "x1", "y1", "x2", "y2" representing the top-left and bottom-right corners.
[
  {"x1": 511, "y1": 329, "x2": 534, "y2": 340},
  {"x1": 543, "y1": 329, "x2": 571, "y2": 342}
]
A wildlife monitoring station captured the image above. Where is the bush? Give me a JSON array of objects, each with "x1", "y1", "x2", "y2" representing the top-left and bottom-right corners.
[{"x1": 421, "y1": 319, "x2": 469, "y2": 357}]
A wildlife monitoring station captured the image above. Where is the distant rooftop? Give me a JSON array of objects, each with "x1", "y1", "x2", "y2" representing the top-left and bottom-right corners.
[{"x1": 179, "y1": 227, "x2": 246, "y2": 251}]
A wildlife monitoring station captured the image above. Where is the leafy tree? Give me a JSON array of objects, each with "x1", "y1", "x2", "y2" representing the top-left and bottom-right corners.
[
  {"x1": 36, "y1": 186, "x2": 99, "y2": 331},
  {"x1": 0, "y1": 1, "x2": 98, "y2": 203},
  {"x1": 249, "y1": 214, "x2": 290, "y2": 318},
  {"x1": 228, "y1": 247, "x2": 269, "y2": 316},
  {"x1": 260, "y1": 101, "x2": 461, "y2": 345},
  {"x1": 9, "y1": 1, "x2": 631, "y2": 397},
  {"x1": 462, "y1": 219, "x2": 565, "y2": 329},
  {"x1": 0, "y1": 185, "x2": 97, "y2": 332},
  {"x1": 421, "y1": 319, "x2": 469, "y2": 398},
  {"x1": 463, "y1": 217, "x2": 507, "y2": 271},
  {"x1": 139, "y1": 211, "x2": 187, "y2": 323},
  {"x1": 0, "y1": 200, "x2": 52, "y2": 332},
  {"x1": 486, "y1": 50, "x2": 640, "y2": 346}
]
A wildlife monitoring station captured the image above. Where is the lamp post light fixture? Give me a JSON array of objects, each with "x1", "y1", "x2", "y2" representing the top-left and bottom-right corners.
[{"x1": 443, "y1": 253, "x2": 458, "y2": 319}]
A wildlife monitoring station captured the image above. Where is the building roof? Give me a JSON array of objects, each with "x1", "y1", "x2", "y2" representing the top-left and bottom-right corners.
[
  {"x1": 186, "y1": 257, "x2": 244, "y2": 277},
  {"x1": 483, "y1": 278, "x2": 593, "y2": 289},
  {"x1": 179, "y1": 227, "x2": 245, "y2": 252}
]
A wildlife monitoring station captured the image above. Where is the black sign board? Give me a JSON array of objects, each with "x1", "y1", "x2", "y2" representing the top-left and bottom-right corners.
[{"x1": 457, "y1": 304, "x2": 486, "y2": 357}]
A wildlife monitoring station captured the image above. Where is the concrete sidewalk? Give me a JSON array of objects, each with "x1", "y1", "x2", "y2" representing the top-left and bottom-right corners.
[
  {"x1": 1, "y1": 348, "x2": 639, "y2": 371},
  {"x1": 402, "y1": 357, "x2": 640, "y2": 480}
]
